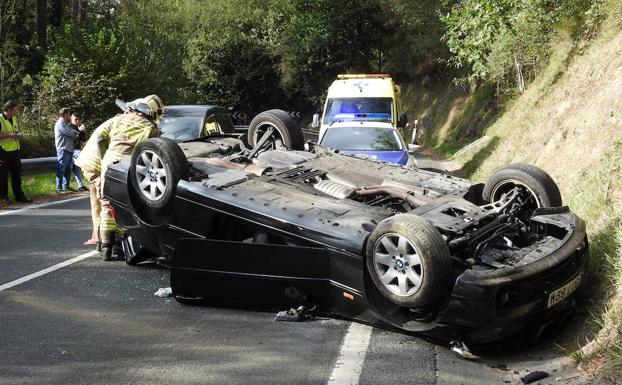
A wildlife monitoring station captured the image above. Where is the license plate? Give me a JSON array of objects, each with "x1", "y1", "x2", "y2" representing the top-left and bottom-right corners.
[{"x1": 547, "y1": 272, "x2": 583, "y2": 308}]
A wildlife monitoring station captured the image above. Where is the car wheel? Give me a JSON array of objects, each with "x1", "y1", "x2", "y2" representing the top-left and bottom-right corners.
[
  {"x1": 130, "y1": 137, "x2": 188, "y2": 213},
  {"x1": 248, "y1": 109, "x2": 304, "y2": 151},
  {"x1": 482, "y1": 163, "x2": 562, "y2": 208},
  {"x1": 365, "y1": 214, "x2": 452, "y2": 308},
  {"x1": 121, "y1": 235, "x2": 155, "y2": 266}
]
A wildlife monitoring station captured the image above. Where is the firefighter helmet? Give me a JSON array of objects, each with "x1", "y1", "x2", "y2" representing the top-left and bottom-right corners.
[
  {"x1": 144, "y1": 94, "x2": 164, "y2": 123},
  {"x1": 126, "y1": 98, "x2": 152, "y2": 119}
]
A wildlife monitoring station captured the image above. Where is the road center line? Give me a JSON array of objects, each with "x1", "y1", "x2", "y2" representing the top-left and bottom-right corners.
[
  {"x1": 327, "y1": 322, "x2": 373, "y2": 385},
  {"x1": 0, "y1": 195, "x2": 89, "y2": 217},
  {"x1": 0, "y1": 250, "x2": 98, "y2": 292}
]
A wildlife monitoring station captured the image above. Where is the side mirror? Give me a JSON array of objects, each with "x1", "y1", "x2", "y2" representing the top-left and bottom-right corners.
[
  {"x1": 398, "y1": 112, "x2": 408, "y2": 128},
  {"x1": 407, "y1": 144, "x2": 420, "y2": 154},
  {"x1": 312, "y1": 114, "x2": 320, "y2": 129}
]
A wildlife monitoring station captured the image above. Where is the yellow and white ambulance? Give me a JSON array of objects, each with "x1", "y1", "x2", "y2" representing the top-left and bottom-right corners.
[{"x1": 313, "y1": 74, "x2": 407, "y2": 142}]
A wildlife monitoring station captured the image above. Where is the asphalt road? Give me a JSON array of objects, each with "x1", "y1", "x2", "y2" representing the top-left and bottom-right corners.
[{"x1": 0, "y1": 197, "x2": 514, "y2": 385}]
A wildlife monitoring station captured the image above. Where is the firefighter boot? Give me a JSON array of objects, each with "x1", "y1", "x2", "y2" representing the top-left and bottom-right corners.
[
  {"x1": 101, "y1": 232, "x2": 116, "y2": 261},
  {"x1": 101, "y1": 243, "x2": 114, "y2": 261}
]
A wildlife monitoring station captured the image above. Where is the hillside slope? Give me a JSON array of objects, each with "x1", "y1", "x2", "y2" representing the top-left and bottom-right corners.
[
  {"x1": 410, "y1": 8, "x2": 622, "y2": 381},
  {"x1": 464, "y1": 31, "x2": 622, "y2": 192}
]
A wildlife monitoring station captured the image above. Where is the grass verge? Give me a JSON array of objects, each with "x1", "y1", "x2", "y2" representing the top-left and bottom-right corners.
[
  {"x1": 565, "y1": 141, "x2": 622, "y2": 382},
  {"x1": 20, "y1": 173, "x2": 59, "y2": 200},
  {"x1": 0, "y1": 173, "x2": 60, "y2": 203}
]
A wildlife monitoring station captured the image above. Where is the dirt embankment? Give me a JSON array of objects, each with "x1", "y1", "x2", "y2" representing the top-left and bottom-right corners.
[
  {"x1": 406, "y1": 11, "x2": 622, "y2": 383},
  {"x1": 464, "y1": 32, "x2": 622, "y2": 193}
]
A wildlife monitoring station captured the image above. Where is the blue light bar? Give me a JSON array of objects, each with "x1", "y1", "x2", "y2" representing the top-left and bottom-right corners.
[{"x1": 333, "y1": 113, "x2": 392, "y2": 121}]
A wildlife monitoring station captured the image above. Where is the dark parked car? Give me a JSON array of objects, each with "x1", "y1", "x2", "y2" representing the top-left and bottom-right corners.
[
  {"x1": 105, "y1": 109, "x2": 587, "y2": 344},
  {"x1": 159, "y1": 105, "x2": 235, "y2": 141}
]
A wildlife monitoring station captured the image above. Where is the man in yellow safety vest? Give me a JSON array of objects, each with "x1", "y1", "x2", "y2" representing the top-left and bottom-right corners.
[
  {"x1": 76, "y1": 95, "x2": 163, "y2": 260},
  {"x1": 0, "y1": 100, "x2": 31, "y2": 204}
]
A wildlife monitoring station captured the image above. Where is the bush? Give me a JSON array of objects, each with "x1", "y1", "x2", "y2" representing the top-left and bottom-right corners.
[
  {"x1": 33, "y1": 23, "x2": 125, "y2": 127},
  {"x1": 16, "y1": 113, "x2": 55, "y2": 158},
  {"x1": 183, "y1": 1, "x2": 286, "y2": 114}
]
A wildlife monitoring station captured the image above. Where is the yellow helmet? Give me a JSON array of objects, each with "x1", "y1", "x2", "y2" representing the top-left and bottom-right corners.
[
  {"x1": 126, "y1": 98, "x2": 153, "y2": 120},
  {"x1": 126, "y1": 94, "x2": 164, "y2": 123},
  {"x1": 144, "y1": 94, "x2": 164, "y2": 122}
]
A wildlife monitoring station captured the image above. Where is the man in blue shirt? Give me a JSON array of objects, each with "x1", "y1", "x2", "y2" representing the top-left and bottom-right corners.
[{"x1": 54, "y1": 107, "x2": 84, "y2": 193}]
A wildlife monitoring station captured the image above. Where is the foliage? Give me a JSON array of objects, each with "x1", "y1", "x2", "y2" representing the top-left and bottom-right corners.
[
  {"x1": 565, "y1": 141, "x2": 622, "y2": 381},
  {"x1": 378, "y1": 0, "x2": 452, "y2": 80},
  {"x1": 115, "y1": 0, "x2": 190, "y2": 102},
  {"x1": 2, "y1": 0, "x2": 461, "y2": 119},
  {"x1": 271, "y1": 0, "x2": 388, "y2": 105},
  {"x1": 441, "y1": 0, "x2": 606, "y2": 92},
  {"x1": 33, "y1": 1, "x2": 191, "y2": 127},
  {"x1": 0, "y1": 0, "x2": 29, "y2": 102},
  {"x1": 34, "y1": 22, "x2": 124, "y2": 125},
  {"x1": 183, "y1": 0, "x2": 286, "y2": 114}
]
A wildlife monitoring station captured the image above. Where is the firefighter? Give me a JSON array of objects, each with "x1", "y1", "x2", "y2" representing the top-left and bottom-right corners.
[{"x1": 76, "y1": 95, "x2": 163, "y2": 260}]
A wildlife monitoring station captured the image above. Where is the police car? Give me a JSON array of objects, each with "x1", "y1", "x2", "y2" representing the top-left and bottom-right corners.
[{"x1": 319, "y1": 121, "x2": 412, "y2": 166}]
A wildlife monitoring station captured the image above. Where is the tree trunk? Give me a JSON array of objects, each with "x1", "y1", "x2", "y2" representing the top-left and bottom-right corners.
[
  {"x1": 72, "y1": 0, "x2": 85, "y2": 23},
  {"x1": 37, "y1": 0, "x2": 47, "y2": 50},
  {"x1": 50, "y1": 0, "x2": 64, "y2": 27},
  {"x1": 514, "y1": 52, "x2": 525, "y2": 94}
]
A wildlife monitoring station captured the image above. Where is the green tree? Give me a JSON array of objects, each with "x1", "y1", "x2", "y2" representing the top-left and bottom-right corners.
[
  {"x1": 116, "y1": 0, "x2": 190, "y2": 103},
  {"x1": 378, "y1": 0, "x2": 451, "y2": 80},
  {"x1": 34, "y1": 22, "x2": 125, "y2": 124},
  {"x1": 441, "y1": 0, "x2": 599, "y2": 93},
  {"x1": 183, "y1": 0, "x2": 286, "y2": 113},
  {"x1": 271, "y1": 0, "x2": 388, "y2": 105}
]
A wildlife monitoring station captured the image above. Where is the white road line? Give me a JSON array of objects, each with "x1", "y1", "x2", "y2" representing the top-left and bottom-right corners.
[
  {"x1": 0, "y1": 195, "x2": 89, "y2": 217},
  {"x1": 0, "y1": 250, "x2": 97, "y2": 292},
  {"x1": 327, "y1": 322, "x2": 373, "y2": 385}
]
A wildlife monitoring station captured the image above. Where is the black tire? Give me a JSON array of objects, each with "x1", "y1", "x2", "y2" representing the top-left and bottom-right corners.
[
  {"x1": 121, "y1": 235, "x2": 155, "y2": 266},
  {"x1": 482, "y1": 163, "x2": 562, "y2": 207},
  {"x1": 248, "y1": 109, "x2": 304, "y2": 150},
  {"x1": 365, "y1": 214, "x2": 452, "y2": 307},
  {"x1": 130, "y1": 138, "x2": 188, "y2": 213}
]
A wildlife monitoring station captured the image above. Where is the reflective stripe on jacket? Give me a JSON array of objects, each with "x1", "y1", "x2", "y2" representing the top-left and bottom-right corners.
[
  {"x1": 101, "y1": 113, "x2": 156, "y2": 175},
  {"x1": 75, "y1": 117, "x2": 115, "y2": 177},
  {"x1": 0, "y1": 115, "x2": 20, "y2": 151},
  {"x1": 76, "y1": 113, "x2": 156, "y2": 179}
]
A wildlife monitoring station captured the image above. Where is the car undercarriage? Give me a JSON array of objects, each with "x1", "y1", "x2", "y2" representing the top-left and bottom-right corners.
[{"x1": 105, "y1": 109, "x2": 587, "y2": 344}]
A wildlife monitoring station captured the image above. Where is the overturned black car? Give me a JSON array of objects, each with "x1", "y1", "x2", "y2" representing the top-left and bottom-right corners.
[{"x1": 104, "y1": 109, "x2": 587, "y2": 344}]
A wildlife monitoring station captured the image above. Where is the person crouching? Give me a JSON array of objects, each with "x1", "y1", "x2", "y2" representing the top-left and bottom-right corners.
[{"x1": 75, "y1": 95, "x2": 163, "y2": 260}]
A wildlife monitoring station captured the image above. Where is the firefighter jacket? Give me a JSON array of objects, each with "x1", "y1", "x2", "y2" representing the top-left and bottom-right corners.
[{"x1": 76, "y1": 113, "x2": 156, "y2": 181}]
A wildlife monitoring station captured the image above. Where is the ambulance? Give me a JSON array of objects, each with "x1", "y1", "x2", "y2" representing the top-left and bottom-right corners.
[{"x1": 313, "y1": 74, "x2": 408, "y2": 142}]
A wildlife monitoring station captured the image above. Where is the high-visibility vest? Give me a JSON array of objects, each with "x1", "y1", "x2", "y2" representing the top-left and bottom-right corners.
[{"x1": 0, "y1": 114, "x2": 20, "y2": 151}]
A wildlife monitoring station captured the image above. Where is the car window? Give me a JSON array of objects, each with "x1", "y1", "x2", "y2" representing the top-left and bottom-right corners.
[
  {"x1": 321, "y1": 126, "x2": 403, "y2": 151},
  {"x1": 323, "y1": 97, "x2": 393, "y2": 125},
  {"x1": 160, "y1": 116, "x2": 203, "y2": 141}
]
